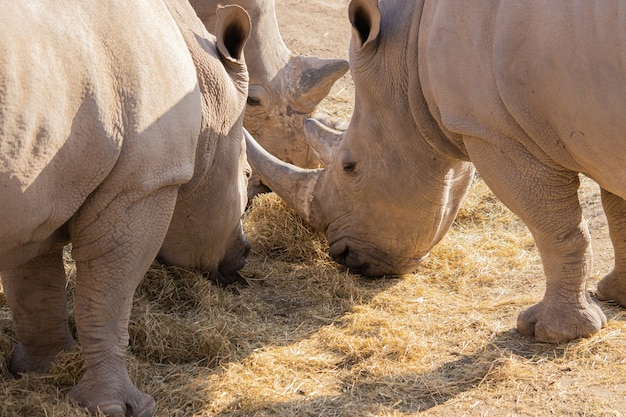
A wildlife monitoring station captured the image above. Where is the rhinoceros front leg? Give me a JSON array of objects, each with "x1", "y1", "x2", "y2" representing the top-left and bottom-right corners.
[
  {"x1": 597, "y1": 188, "x2": 626, "y2": 307},
  {"x1": 66, "y1": 186, "x2": 179, "y2": 417},
  {"x1": 464, "y1": 136, "x2": 606, "y2": 343},
  {"x1": 1, "y1": 243, "x2": 75, "y2": 375}
]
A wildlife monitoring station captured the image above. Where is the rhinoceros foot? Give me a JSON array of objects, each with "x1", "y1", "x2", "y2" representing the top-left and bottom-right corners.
[
  {"x1": 516, "y1": 297, "x2": 606, "y2": 343},
  {"x1": 597, "y1": 271, "x2": 626, "y2": 307},
  {"x1": 10, "y1": 340, "x2": 75, "y2": 376},
  {"x1": 68, "y1": 369, "x2": 155, "y2": 417}
]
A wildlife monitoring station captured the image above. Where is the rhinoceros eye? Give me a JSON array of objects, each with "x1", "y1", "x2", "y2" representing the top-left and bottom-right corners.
[
  {"x1": 247, "y1": 96, "x2": 262, "y2": 106},
  {"x1": 342, "y1": 161, "x2": 356, "y2": 173},
  {"x1": 340, "y1": 150, "x2": 358, "y2": 175},
  {"x1": 247, "y1": 85, "x2": 268, "y2": 107}
]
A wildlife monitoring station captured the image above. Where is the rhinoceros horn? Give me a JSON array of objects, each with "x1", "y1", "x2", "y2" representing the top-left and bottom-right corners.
[
  {"x1": 304, "y1": 117, "x2": 342, "y2": 166},
  {"x1": 286, "y1": 55, "x2": 349, "y2": 113},
  {"x1": 244, "y1": 129, "x2": 322, "y2": 226}
]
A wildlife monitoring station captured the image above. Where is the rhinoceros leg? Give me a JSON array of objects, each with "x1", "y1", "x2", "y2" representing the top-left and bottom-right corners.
[
  {"x1": 597, "y1": 188, "x2": 626, "y2": 307},
  {"x1": 65, "y1": 186, "x2": 179, "y2": 417},
  {"x1": 2, "y1": 243, "x2": 75, "y2": 375},
  {"x1": 464, "y1": 136, "x2": 606, "y2": 343}
]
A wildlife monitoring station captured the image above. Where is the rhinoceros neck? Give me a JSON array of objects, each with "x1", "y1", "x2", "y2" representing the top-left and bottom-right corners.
[
  {"x1": 168, "y1": 1, "x2": 248, "y2": 201},
  {"x1": 404, "y1": 0, "x2": 471, "y2": 162}
]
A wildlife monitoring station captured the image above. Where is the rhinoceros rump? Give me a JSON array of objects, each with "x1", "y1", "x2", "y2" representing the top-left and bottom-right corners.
[
  {"x1": 189, "y1": 0, "x2": 349, "y2": 199},
  {"x1": 247, "y1": 0, "x2": 626, "y2": 343},
  {"x1": 0, "y1": 1, "x2": 250, "y2": 415}
]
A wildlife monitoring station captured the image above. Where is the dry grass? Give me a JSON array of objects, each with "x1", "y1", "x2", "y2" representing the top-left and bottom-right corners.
[
  {"x1": 1, "y1": 176, "x2": 625, "y2": 416},
  {"x1": 3, "y1": 2, "x2": 625, "y2": 415}
]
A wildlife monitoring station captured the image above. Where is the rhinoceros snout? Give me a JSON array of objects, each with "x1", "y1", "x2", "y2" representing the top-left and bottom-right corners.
[
  {"x1": 329, "y1": 239, "x2": 423, "y2": 277},
  {"x1": 329, "y1": 242, "x2": 377, "y2": 277},
  {"x1": 209, "y1": 237, "x2": 251, "y2": 286}
]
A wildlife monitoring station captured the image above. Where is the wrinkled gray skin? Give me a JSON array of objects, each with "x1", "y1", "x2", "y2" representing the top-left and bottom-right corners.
[
  {"x1": 0, "y1": 1, "x2": 250, "y2": 415},
  {"x1": 189, "y1": 0, "x2": 349, "y2": 199},
  {"x1": 247, "y1": 0, "x2": 626, "y2": 343}
]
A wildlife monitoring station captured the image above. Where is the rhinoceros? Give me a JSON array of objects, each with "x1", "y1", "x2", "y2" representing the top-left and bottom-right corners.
[
  {"x1": 189, "y1": 0, "x2": 349, "y2": 198},
  {"x1": 0, "y1": 0, "x2": 250, "y2": 415},
  {"x1": 246, "y1": 0, "x2": 626, "y2": 343}
]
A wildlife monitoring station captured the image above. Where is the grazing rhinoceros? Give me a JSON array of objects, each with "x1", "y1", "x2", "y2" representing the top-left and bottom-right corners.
[
  {"x1": 189, "y1": 0, "x2": 349, "y2": 198},
  {"x1": 0, "y1": 0, "x2": 250, "y2": 415},
  {"x1": 246, "y1": 0, "x2": 626, "y2": 343}
]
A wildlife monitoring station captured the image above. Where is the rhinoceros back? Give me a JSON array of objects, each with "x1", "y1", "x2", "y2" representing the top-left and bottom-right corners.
[
  {"x1": 420, "y1": 1, "x2": 626, "y2": 197},
  {"x1": 0, "y1": 0, "x2": 201, "y2": 268}
]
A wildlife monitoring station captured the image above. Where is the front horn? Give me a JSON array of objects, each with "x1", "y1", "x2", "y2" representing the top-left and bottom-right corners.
[
  {"x1": 244, "y1": 129, "x2": 323, "y2": 227},
  {"x1": 286, "y1": 56, "x2": 349, "y2": 112}
]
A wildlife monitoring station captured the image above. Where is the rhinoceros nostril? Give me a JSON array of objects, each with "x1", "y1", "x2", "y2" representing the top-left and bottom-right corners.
[
  {"x1": 330, "y1": 246, "x2": 369, "y2": 274},
  {"x1": 332, "y1": 246, "x2": 351, "y2": 265}
]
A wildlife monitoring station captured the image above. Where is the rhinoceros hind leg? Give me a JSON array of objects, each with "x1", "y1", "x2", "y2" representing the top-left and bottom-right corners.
[
  {"x1": 2, "y1": 244, "x2": 75, "y2": 375},
  {"x1": 67, "y1": 185, "x2": 179, "y2": 417},
  {"x1": 597, "y1": 188, "x2": 626, "y2": 307}
]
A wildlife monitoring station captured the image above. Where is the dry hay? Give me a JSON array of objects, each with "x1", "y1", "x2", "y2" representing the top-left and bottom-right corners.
[
  {"x1": 1, "y1": 175, "x2": 625, "y2": 416},
  {"x1": 2, "y1": 1, "x2": 625, "y2": 414}
]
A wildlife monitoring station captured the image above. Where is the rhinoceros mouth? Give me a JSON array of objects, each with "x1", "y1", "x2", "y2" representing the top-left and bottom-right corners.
[
  {"x1": 195, "y1": 235, "x2": 251, "y2": 286},
  {"x1": 221, "y1": 236, "x2": 251, "y2": 280},
  {"x1": 328, "y1": 238, "x2": 421, "y2": 277}
]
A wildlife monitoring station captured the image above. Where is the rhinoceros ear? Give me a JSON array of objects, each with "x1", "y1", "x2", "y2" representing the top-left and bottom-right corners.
[
  {"x1": 348, "y1": 0, "x2": 381, "y2": 48},
  {"x1": 215, "y1": 5, "x2": 251, "y2": 65}
]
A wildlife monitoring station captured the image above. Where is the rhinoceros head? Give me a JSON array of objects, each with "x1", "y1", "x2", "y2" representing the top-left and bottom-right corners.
[
  {"x1": 189, "y1": 0, "x2": 349, "y2": 199},
  {"x1": 158, "y1": 5, "x2": 251, "y2": 284},
  {"x1": 246, "y1": 0, "x2": 475, "y2": 276}
]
